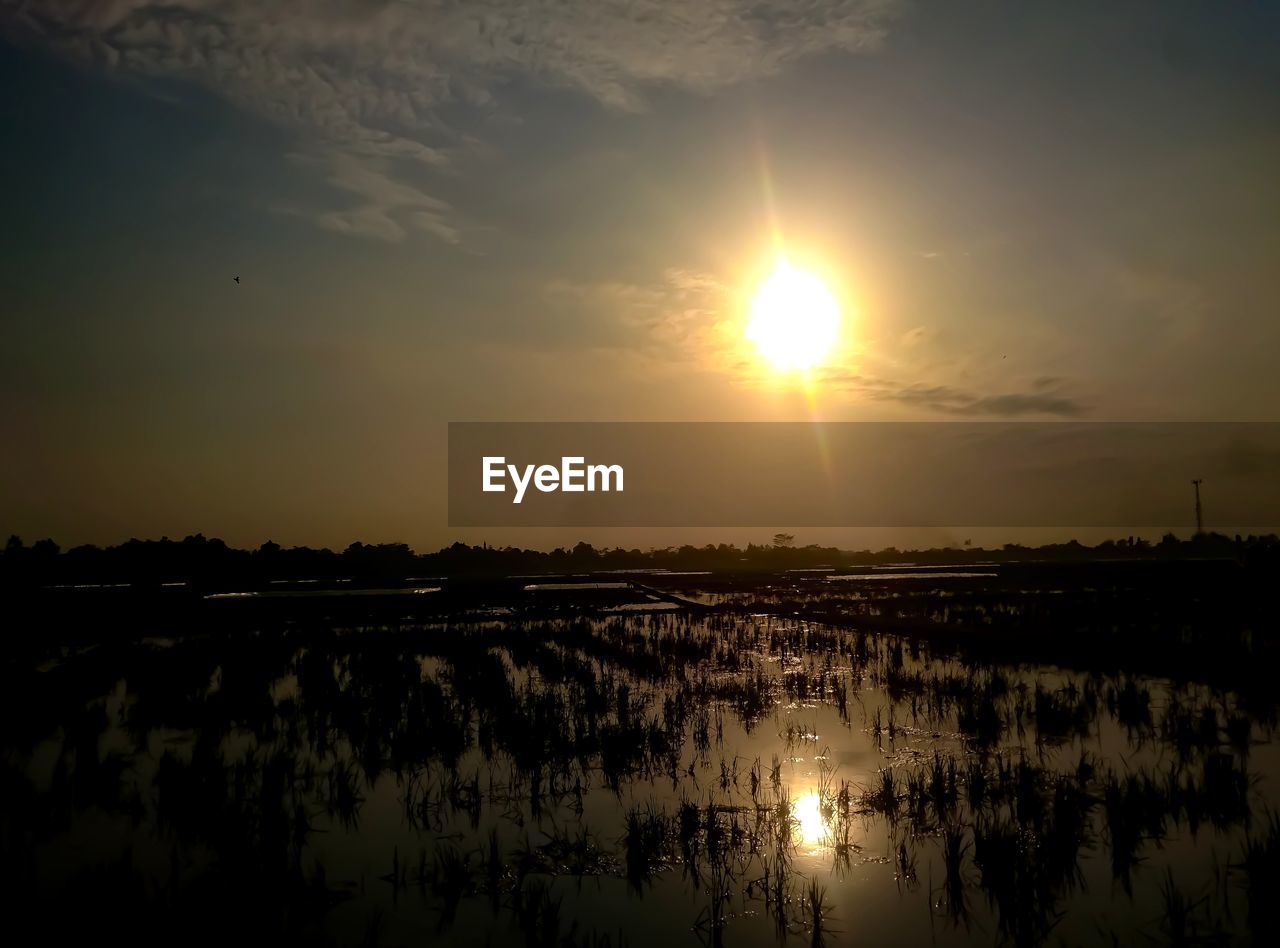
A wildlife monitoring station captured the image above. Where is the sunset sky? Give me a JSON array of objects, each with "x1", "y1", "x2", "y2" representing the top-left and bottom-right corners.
[{"x1": 3, "y1": 1, "x2": 1278, "y2": 550}]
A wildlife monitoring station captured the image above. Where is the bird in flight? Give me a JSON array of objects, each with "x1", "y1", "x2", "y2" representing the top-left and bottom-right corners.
[{"x1": 233, "y1": 276, "x2": 240, "y2": 284}]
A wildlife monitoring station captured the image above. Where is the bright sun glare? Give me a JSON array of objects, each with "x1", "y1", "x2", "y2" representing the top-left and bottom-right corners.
[
  {"x1": 746, "y1": 259, "x2": 840, "y2": 371},
  {"x1": 793, "y1": 791, "x2": 829, "y2": 849}
]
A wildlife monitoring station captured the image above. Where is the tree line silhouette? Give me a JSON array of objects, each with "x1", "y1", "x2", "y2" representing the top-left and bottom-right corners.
[{"x1": 3, "y1": 530, "x2": 1279, "y2": 590}]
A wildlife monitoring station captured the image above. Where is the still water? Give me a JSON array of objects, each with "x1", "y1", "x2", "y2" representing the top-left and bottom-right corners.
[{"x1": 4, "y1": 612, "x2": 1277, "y2": 946}]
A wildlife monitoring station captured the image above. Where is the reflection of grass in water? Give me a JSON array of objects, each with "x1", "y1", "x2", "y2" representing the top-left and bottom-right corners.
[
  {"x1": 802, "y1": 877, "x2": 834, "y2": 948},
  {"x1": 1240, "y1": 811, "x2": 1280, "y2": 940},
  {"x1": 623, "y1": 804, "x2": 666, "y2": 893},
  {"x1": 939, "y1": 825, "x2": 969, "y2": 927},
  {"x1": 692, "y1": 856, "x2": 731, "y2": 948},
  {"x1": 862, "y1": 766, "x2": 900, "y2": 819},
  {"x1": 895, "y1": 838, "x2": 918, "y2": 891},
  {"x1": 1157, "y1": 865, "x2": 1220, "y2": 947},
  {"x1": 5, "y1": 609, "x2": 1276, "y2": 946},
  {"x1": 359, "y1": 906, "x2": 384, "y2": 948}
]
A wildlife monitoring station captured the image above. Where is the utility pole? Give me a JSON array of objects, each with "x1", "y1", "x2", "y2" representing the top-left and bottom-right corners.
[{"x1": 1191, "y1": 479, "x2": 1204, "y2": 535}]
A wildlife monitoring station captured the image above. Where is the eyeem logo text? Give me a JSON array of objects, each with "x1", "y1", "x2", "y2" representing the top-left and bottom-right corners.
[{"x1": 482, "y1": 456, "x2": 624, "y2": 504}]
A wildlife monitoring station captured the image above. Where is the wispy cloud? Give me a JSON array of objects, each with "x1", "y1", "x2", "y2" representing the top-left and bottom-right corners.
[
  {"x1": 547, "y1": 267, "x2": 733, "y2": 360},
  {"x1": 818, "y1": 373, "x2": 1088, "y2": 417},
  {"x1": 288, "y1": 151, "x2": 460, "y2": 243},
  {"x1": 3, "y1": 0, "x2": 904, "y2": 241},
  {"x1": 547, "y1": 268, "x2": 1088, "y2": 417},
  {"x1": 544, "y1": 267, "x2": 781, "y2": 390}
]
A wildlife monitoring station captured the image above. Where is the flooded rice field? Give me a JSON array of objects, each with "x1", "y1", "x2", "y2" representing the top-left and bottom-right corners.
[{"x1": 4, "y1": 603, "x2": 1279, "y2": 946}]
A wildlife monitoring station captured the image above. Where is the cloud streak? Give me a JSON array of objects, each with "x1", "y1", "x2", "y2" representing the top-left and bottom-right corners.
[
  {"x1": 547, "y1": 267, "x2": 732, "y2": 359},
  {"x1": 2, "y1": 0, "x2": 904, "y2": 241},
  {"x1": 548, "y1": 269, "x2": 1088, "y2": 418},
  {"x1": 289, "y1": 151, "x2": 460, "y2": 243},
  {"x1": 819, "y1": 374, "x2": 1089, "y2": 417}
]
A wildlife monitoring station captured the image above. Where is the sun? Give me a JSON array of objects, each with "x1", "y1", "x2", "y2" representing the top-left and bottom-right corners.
[{"x1": 746, "y1": 258, "x2": 840, "y2": 371}]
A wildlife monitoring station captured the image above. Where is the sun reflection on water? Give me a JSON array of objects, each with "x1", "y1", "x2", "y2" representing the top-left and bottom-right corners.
[{"x1": 793, "y1": 791, "x2": 830, "y2": 850}]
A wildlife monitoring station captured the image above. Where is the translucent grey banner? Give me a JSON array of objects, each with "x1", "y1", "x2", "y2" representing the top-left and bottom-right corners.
[{"x1": 448, "y1": 422, "x2": 1280, "y2": 527}]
